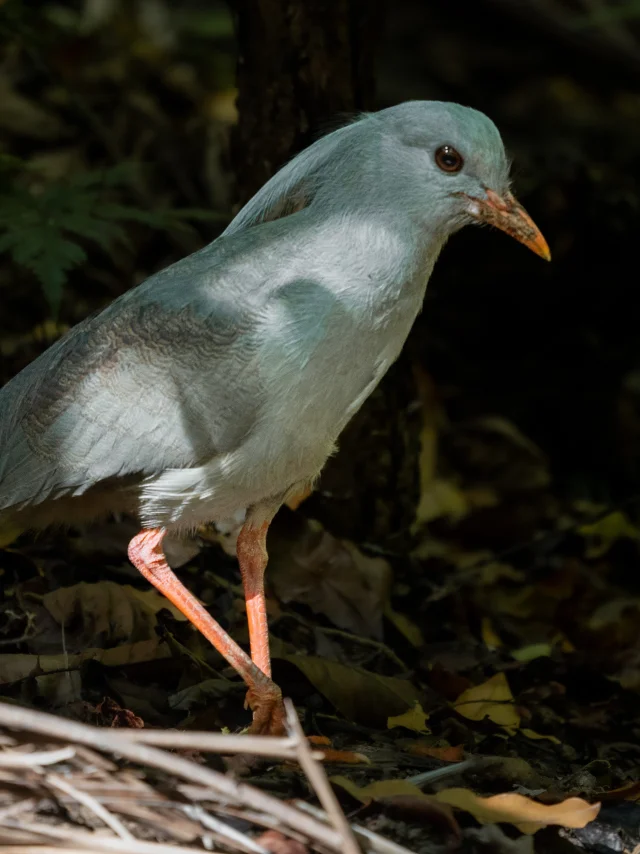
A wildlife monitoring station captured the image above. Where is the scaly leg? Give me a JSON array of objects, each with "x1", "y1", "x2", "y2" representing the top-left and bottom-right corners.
[
  {"x1": 236, "y1": 517, "x2": 289, "y2": 735},
  {"x1": 236, "y1": 520, "x2": 272, "y2": 677},
  {"x1": 128, "y1": 527, "x2": 284, "y2": 735}
]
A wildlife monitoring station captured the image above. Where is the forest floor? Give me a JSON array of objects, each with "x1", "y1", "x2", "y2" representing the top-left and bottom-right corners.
[{"x1": 1, "y1": 389, "x2": 640, "y2": 854}]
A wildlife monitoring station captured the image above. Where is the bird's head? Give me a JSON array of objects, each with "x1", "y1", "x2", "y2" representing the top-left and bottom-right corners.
[
  {"x1": 373, "y1": 101, "x2": 550, "y2": 261},
  {"x1": 225, "y1": 100, "x2": 550, "y2": 262}
]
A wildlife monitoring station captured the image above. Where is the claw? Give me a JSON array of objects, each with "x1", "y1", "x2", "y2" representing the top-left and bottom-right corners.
[{"x1": 245, "y1": 680, "x2": 286, "y2": 735}]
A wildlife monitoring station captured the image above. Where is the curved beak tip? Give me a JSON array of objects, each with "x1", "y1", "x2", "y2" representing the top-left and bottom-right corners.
[
  {"x1": 534, "y1": 235, "x2": 552, "y2": 263},
  {"x1": 466, "y1": 189, "x2": 551, "y2": 263}
]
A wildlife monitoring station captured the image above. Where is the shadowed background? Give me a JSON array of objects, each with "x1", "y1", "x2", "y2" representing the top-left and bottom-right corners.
[{"x1": 2, "y1": 0, "x2": 639, "y2": 548}]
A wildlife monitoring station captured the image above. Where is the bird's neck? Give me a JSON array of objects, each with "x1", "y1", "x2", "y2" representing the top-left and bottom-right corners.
[{"x1": 323, "y1": 210, "x2": 445, "y2": 351}]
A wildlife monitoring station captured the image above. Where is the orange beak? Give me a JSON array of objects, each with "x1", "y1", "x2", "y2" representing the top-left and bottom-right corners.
[{"x1": 462, "y1": 188, "x2": 551, "y2": 261}]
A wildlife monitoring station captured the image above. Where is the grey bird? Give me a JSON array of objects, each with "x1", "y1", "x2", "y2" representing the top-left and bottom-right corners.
[{"x1": 0, "y1": 101, "x2": 549, "y2": 734}]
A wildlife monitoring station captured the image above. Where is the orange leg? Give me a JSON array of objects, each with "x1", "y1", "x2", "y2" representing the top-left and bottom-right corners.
[
  {"x1": 236, "y1": 521, "x2": 271, "y2": 678},
  {"x1": 128, "y1": 528, "x2": 284, "y2": 735}
]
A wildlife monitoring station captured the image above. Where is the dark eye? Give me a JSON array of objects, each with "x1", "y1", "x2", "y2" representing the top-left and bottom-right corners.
[{"x1": 435, "y1": 145, "x2": 464, "y2": 173}]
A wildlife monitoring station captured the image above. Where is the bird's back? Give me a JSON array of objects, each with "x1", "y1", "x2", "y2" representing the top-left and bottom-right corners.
[{"x1": 0, "y1": 234, "x2": 273, "y2": 520}]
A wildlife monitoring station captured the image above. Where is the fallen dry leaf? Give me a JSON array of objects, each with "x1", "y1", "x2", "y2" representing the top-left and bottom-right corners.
[
  {"x1": 331, "y1": 775, "x2": 424, "y2": 804},
  {"x1": 521, "y1": 728, "x2": 561, "y2": 745},
  {"x1": 307, "y1": 735, "x2": 332, "y2": 746},
  {"x1": 443, "y1": 415, "x2": 550, "y2": 492},
  {"x1": 601, "y1": 781, "x2": 640, "y2": 802},
  {"x1": 35, "y1": 669, "x2": 82, "y2": 706},
  {"x1": 453, "y1": 672, "x2": 520, "y2": 728},
  {"x1": 268, "y1": 517, "x2": 391, "y2": 639},
  {"x1": 408, "y1": 743, "x2": 465, "y2": 762},
  {"x1": 511, "y1": 643, "x2": 552, "y2": 662},
  {"x1": 588, "y1": 597, "x2": 640, "y2": 632},
  {"x1": 579, "y1": 510, "x2": 639, "y2": 558},
  {"x1": 317, "y1": 748, "x2": 370, "y2": 764},
  {"x1": 43, "y1": 581, "x2": 187, "y2": 647},
  {"x1": 331, "y1": 775, "x2": 462, "y2": 842},
  {"x1": 169, "y1": 678, "x2": 241, "y2": 710},
  {"x1": 384, "y1": 606, "x2": 424, "y2": 648},
  {"x1": 0, "y1": 523, "x2": 23, "y2": 549},
  {"x1": 479, "y1": 562, "x2": 526, "y2": 585},
  {"x1": 412, "y1": 365, "x2": 472, "y2": 527},
  {"x1": 434, "y1": 788, "x2": 600, "y2": 834},
  {"x1": 414, "y1": 477, "x2": 470, "y2": 526},
  {"x1": 0, "y1": 638, "x2": 171, "y2": 684},
  {"x1": 387, "y1": 702, "x2": 431, "y2": 733},
  {"x1": 96, "y1": 696, "x2": 145, "y2": 728},
  {"x1": 276, "y1": 654, "x2": 421, "y2": 726},
  {"x1": 481, "y1": 617, "x2": 503, "y2": 649},
  {"x1": 478, "y1": 756, "x2": 546, "y2": 789}
]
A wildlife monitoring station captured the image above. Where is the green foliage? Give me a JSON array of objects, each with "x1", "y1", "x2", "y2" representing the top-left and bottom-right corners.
[{"x1": 0, "y1": 160, "x2": 223, "y2": 316}]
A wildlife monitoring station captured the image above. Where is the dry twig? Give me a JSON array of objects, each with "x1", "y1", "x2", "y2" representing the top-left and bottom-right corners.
[
  {"x1": 46, "y1": 772, "x2": 135, "y2": 841},
  {"x1": 284, "y1": 699, "x2": 360, "y2": 854},
  {"x1": 114, "y1": 728, "x2": 311, "y2": 760},
  {"x1": 0, "y1": 702, "x2": 344, "y2": 851},
  {"x1": 0, "y1": 701, "x2": 419, "y2": 853},
  {"x1": 0, "y1": 819, "x2": 220, "y2": 853},
  {"x1": 0, "y1": 746, "x2": 76, "y2": 767}
]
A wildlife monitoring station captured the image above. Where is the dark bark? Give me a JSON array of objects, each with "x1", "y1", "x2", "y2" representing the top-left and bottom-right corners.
[{"x1": 229, "y1": 0, "x2": 381, "y2": 205}]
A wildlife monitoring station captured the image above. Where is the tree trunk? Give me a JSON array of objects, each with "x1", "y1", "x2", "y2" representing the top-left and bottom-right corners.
[{"x1": 229, "y1": 0, "x2": 381, "y2": 204}]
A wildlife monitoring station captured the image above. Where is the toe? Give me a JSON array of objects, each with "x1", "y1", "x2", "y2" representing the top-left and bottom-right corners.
[{"x1": 246, "y1": 680, "x2": 286, "y2": 735}]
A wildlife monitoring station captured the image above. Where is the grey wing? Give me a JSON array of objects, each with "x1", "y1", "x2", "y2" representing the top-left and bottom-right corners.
[{"x1": 0, "y1": 279, "x2": 262, "y2": 512}]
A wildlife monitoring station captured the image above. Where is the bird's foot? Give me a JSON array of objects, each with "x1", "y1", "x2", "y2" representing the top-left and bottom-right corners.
[{"x1": 245, "y1": 679, "x2": 286, "y2": 735}]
